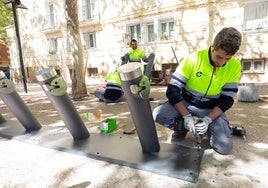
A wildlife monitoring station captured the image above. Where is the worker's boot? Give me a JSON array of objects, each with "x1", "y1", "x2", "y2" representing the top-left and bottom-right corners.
[{"x1": 171, "y1": 119, "x2": 188, "y2": 142}]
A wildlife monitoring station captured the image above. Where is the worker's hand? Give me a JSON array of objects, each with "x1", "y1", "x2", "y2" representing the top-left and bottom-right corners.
[
  {"x1": 142, "y1": 57, "x2": 148, "y2": 62},
  {"x1": 194, "y1": 116, "x2": 212, "y2": 135},
  {"x1": 183, "y1": 114, "x2": 195, "y2": 134}
]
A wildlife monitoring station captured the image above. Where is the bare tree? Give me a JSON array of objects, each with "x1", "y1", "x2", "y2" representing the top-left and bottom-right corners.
[{"x1": 65, "y1": 0, "x2": 87, "y2": 99}]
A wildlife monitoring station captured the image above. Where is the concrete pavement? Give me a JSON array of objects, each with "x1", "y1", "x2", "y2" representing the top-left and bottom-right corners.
[{"x1": 0, "y1": 83, "x2": 267, "y2": 188}]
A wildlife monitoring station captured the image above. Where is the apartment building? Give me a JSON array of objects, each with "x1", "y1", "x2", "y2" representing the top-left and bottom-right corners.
[{"x1": 5, "y1": 0, "x2": 268, "y2": 83}]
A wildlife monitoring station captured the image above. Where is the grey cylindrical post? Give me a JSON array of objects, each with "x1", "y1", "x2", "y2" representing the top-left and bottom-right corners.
[
  {"x1": 118, "y1": 63, "x2": 160, "y2": 153},
  {"x1": 144, "y1": 53, "x2": 155, "y2": 79},
  {"x1": 35, "y1": 68, "x2": 89, "y2": 140},
  {"x1": 0, "y1": 114, "x2": 6, "y2": 124},
  {"x1": 0, "y1": 71, "x2": 41, "y2": 131}
]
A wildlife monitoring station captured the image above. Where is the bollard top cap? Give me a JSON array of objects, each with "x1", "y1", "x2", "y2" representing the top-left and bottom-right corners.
[
  {"x1": 118, "y1": 63, "x2": 142, "y2": 81},
  {"x1": 35, "y1": 68, "x2": 57, "y2": 82}
]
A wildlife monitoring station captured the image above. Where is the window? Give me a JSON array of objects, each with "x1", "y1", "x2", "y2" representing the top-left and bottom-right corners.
[
  {"x1": 127, "y1": 24, "x2": 141, "y2": 42},
  {"x1": 49, "y1": 38, "x2": 58, "y2": 54},
  {"x1": 160, "y1": 20, "x2": 174, "y2": 40},
  {"x1": 83, "y1": 31, "x2": 96, "y2": 49},
  {"x1": 87, "y1": 67, "x2": 98, "y2": 76},
  {"x1": 81, "y1": 0, "x2": 95, "y2": 20},
  {"x1": 146, "y1": 23, "x2": 155, "y2": 42},
  {"x1": 242, "y1": 59, "x2": 265, "y2": 73},
  {"x1": 45, "y1": 4, "x2": 55, "y2": 28},
  {"x1": 244, "y1": 1, "x2": 268, "y2": 32},
  {"x1": 66, "y1": 37, "x2": 71, "y2": 52},
  {"x1": 126, "y1": 18, "x2": 174, "y2": 43}
]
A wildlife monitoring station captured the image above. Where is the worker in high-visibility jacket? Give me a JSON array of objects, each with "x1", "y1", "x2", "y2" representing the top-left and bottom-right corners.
[
  {"x1": 94, "y1": 71, "x2": 123, "y2": 103},
  {"x1": 153, "y1": 27, "x2": 242, "y2": 155},
  {"x1": 121, "y1": 39, "x2": 148, "y2": 65}
]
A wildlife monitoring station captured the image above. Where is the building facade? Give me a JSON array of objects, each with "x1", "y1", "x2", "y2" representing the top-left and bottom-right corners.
[{"x1": 5, "y1": 0, "x2": 268, "y2": 83}]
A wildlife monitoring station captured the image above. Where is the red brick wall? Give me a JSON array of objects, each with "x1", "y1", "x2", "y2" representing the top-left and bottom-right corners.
[{"x1": 0, "y1": 43, "x2": 10, "y2": 66}]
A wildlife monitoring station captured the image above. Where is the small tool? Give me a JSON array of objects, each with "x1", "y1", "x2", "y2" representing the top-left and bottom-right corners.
[
  {"x1": 194, "y1": 118, "x2": 203, "y2": 149},
  {"x1": 230, "y1": 124, "x2": 247, "y2": 140},
  {"x1": 195, "y1": 133, "x2": 202, "y2": 150}
]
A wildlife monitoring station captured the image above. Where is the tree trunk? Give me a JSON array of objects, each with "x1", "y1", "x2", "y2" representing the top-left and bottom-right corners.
[{"x1": 65, "y1": 0, "x2": 87, "y2": 99}]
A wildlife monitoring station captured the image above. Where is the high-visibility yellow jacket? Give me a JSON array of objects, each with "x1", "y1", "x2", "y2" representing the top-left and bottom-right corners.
[
  {"x1": 167, "y1": 48, "x2": 241, "y2": 112},
  {"x1": 104, "y1": 71, "x2": 122, "y2": 101},
  {"x1": 105, "y1": 72, "x2": 121, "y2": 85},
  {"x1": 127, "y1": 48, "x2": 145, "y2": 62}
]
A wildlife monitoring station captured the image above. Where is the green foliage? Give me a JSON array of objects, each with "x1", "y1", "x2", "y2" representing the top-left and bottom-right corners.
[{"x1": 0, "y1": 3, "x2": 14, "y2": 43}]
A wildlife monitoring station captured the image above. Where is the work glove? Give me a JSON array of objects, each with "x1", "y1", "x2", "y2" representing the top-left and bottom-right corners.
[
  {"x1": 183, "y1": 114, "x2": 195, "y2": 134},
  {"x1": 195, "y1": 116, "x2": 212, "y2": 135},
  {"x1": 142, "y1": 57, "x2": 148, "y2": 62}
]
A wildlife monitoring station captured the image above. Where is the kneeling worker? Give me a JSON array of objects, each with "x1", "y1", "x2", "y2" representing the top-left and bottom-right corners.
[
  {"x1": 153, "y1": 27, "x2": 242, "y2": 155},
  {"x1": 94, "y1": 71, "x2": 123, "y2": 103}
]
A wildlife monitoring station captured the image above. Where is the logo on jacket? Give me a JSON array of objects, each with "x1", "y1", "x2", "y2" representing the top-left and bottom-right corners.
[{"x1": 196, "y1": 71, "x2": 202, "y2": 77}]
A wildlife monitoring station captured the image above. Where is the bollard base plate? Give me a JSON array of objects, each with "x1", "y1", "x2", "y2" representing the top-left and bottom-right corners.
[{"x1": 0, "y1": 120, "x2": 204, "y2": 183}]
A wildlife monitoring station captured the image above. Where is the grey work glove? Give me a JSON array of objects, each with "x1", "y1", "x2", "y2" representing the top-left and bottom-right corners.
[
  {"x1": 142, "y1": 56, "x2": 148, "y2": 62},
  {"x1": 195, "y1": 116, "x2": 212, "y2": 135},
  {"x1": 183, "y1": 114, "x2": 195, "y2": 134}
]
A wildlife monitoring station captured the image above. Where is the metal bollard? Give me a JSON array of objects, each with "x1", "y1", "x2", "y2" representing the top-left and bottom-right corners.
[
  {"x1": 35, "y1": 68, "x2": 89, "y2": 140},
  {"x1": 118, "y1": 63, "x2": 160, "y2": 153},
  {"x1": 0, "y1": 71, "x2": 41, "y2": 131},
  {"x1": 144, "y1": 53, "x2": 155, "y2": 79}
]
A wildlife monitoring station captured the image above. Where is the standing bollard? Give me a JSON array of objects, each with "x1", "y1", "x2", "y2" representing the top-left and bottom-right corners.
[
  {"x1": 0, "y1": 71, "x2": 41, "y2": 131},
  {"x1": 35, "y1": 68, "x2": 89, "y2": 140},
  {"x1": 118, "y1": 63, "x2": 160, "y2": 153},
  {"x1": 144, "y1": 53, "x2": 155, "y2": 80},
  {"x1": 0, "y1": 114, "x2": 6, "y2": 124}
]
